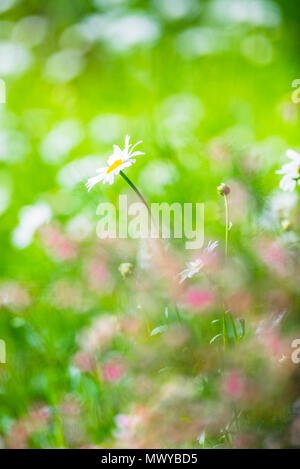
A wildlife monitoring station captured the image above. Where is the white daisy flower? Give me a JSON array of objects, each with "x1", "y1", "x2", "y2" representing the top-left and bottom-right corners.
[
  {"x1": 179, "y1": 240, "x2": 218, "y2": 284},
  {"x1": 85, "y1": 134, "x2": 145, "y2": 191},
  {"x1": 276, "y1": 149, "x2": 300, "y2": 192},
  {"x1": 206, "y1": 240, "x2": 218, "y2": 252}
]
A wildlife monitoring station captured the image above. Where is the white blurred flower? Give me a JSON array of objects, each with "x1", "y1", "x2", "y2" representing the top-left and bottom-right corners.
[
  {"x1": 175, "y1": 27, "x2": 226, "y2": 59},
  {"x1": 12, "y1": 202, "x2": 52, "y2": 249},
  {"x1": 86, "y1": 135, "x2": 144, "y2": 190},
  {"x1": 78, "y1": 13, "x2": 160, "y2": 52},
  {"x1": 208, "y1": 0, "x2": 281, "y2": 28},
  {"x1": 106, "y1": 14, "x2": 160, "y2": 51},
  {"x1": 0, "y1": 41, "x2": 32, "y2": 76},
  {"x1": 276, "y1": 149, "x2": 300, "y2": 192},
  {"x1": 0, "y1": 0, "x2": 18, "y2": 14},
  {"x1": 139, "y1": 160, "x2": 178, "y2": 195},
  {"x1": 12, "y1": 16, "x2": 48, "y2": 47},
  {"x1": 57, "y1": 155, "x2": 106, "y2": 188},
  {"x1": 263, "y1": 191, "x2": 297, "y2": 225},
  {"x1": 44, "y1": 49, "x2": 85, "y2": 83},
  {"x1": 153, "y1": 0, "x2": 200, "y2": 21},
  {"x1": 77, "y1": 14, "x2": 108, "y2": 42},
  {"x1": 66, "y1": 213, "x2": 93, "y2": 242},
  {"x1": 89, "y1": 114, "x2": 125, "y2": 144},
  {"x1": 179, "y1": 241, "x2": 218, "y2": 283},
  {"x1": 0, "y1": 129, "x2": 31, "y2": 163},
  {"x1": 40, "y1": 119, "x2": 83, "y2": 164},
  {"x1": 273, "y1": 192, "x2": 297, "y2": 214}
]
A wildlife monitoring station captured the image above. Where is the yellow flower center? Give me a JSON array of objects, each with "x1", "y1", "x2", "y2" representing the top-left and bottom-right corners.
[
  {"x1": 106, "y1": 159, "x2": 123, "y2": 174},
  {"x1": 297, "y1": 165, "x2": 300, "y2": 176},
  {"x1": 195, "y1": 263, "x2": 202, "y2": 270}
]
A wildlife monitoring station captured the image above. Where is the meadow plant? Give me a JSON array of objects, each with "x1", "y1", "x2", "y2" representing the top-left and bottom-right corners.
[{"x1": 0, "y1": 0, "x2": 300, "y2": 451}]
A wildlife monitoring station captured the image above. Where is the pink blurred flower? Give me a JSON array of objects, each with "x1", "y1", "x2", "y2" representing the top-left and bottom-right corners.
[
  {"x1": 39, "y1": 224, "x2": 78, "y2": 262},
  {"x1": 222, "y1": 371, "x2": 246, "y2": 401},
  {"x1": 40, "y1": 225, "x2": 61, "y2": 246},
  {"x1": 258, "y1": 239, "x2": 289, "y2": 277},
  {"x1": 50, "y1": 279, "x2": 86, "y2": 311},
  {"x1": 119, "y1": 316, "x2": 142, "y2": 337},
  {"x1": 27, "y1": 405, "x2": 51, "y2": 431},
  {"x1": 78, "y1": 315, "x2": 117, "y2": 353},
  {"x1": 6, "y1": 421, "x2": 30, "y2": 449},
  {"x1": 56, "y1": 239, "x2": 78, "y2": 261},
  {"x1": 185, "y1": 288, "x2": 214, "y2": 310},
  {"x1": 73, "y1": 351, "x2": 95, "y2": 372},
  {"x1": 114, "y1": 412, "x2": 140, "y2": 441},
  {"x1": 258, "y1": 328, "x2": 281, "y2": 356},
  {"x1": 85, "y1": 259, "x2": 109, "y2": 291},
  {"x1": 113, "y1": 405, "x2": 147, "y2": 447},
  {"x1": 207, "y1": 138, "x2": 230, "y2": 165},
  {"x1": 0, "y1": 281, "x2": 31, "y2": 312},
  {"x1": 102, "y1": 357, "x2": 127, "y2": 382},
  {"x1": 5, "y1": 404, "x2": 50, "y2": 449},
  {"x1": 115, "y1": 414, "x2": 133, "y2": 429},
  {"x1": 257, "y1": 327, "x2": 290, "y2": 363}
]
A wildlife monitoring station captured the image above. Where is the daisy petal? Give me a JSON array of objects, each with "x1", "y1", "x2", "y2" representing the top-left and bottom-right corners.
[
  {"x1": 85, "y1": 135, "x2": 145, "y2": 191},
  {"x1": 96, "y1": 167, "x2": 107, "y2": 174},
  {"x1": 130, "y1": 151, "x2": 145, "y2": 157},
  {"x1": 280, "y1": 175, "x2": 296, "y2": 192},
  {"x1": 85, "y1": 174, "x2": 105, "y2": 192},
  {"x1": 124, "y1": 134, "x2": 130, "y2": 152},
  {"x1": 286, "y1": 149, "x2": 300, "y2": 161},
  {"x1": 129, "y1": 140, "x2": 143, "y2": 154}
]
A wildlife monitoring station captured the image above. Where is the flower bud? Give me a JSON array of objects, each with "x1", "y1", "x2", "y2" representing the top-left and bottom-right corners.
[
  {"x1": 118, "y1": 262, "x2": 134, "y2": 278},
  {"x1": 279, "y1": 354, "x2": 287, "y2": 365},
  {"x1": 281, "y1": 219, "x2": 292, "y2": 231},
  {"x1": 217, "y1": 183, "x2": 230, "y2": 196}
]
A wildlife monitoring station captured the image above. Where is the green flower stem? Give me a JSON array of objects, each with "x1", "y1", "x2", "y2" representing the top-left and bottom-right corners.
[
  {"x1": 222, "y1": 312, "x2": 227, "y2": 348},
  {"x1": 120, "y1": 170, "x2": 151, "y2": 216},
  {"x1": 120, "y1": 171, "x2": 182, "y2": 327},
  {"x1": 222, "y1": 195, "x2": 229, "y2": 347},
  {"x1": 224, "y1": 194, "x2": 229, "y2": 257},
  {"x1": 120, "y1": 169, "x2": 161, "y2": 249},
  {"x1": 174, "y1": 303, "x2": 182, "y2": 323}
]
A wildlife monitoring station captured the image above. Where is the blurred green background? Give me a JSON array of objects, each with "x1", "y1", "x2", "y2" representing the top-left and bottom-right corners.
[{"x1": 0, "y1": 0, "x2": 300, "y2": 449}]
